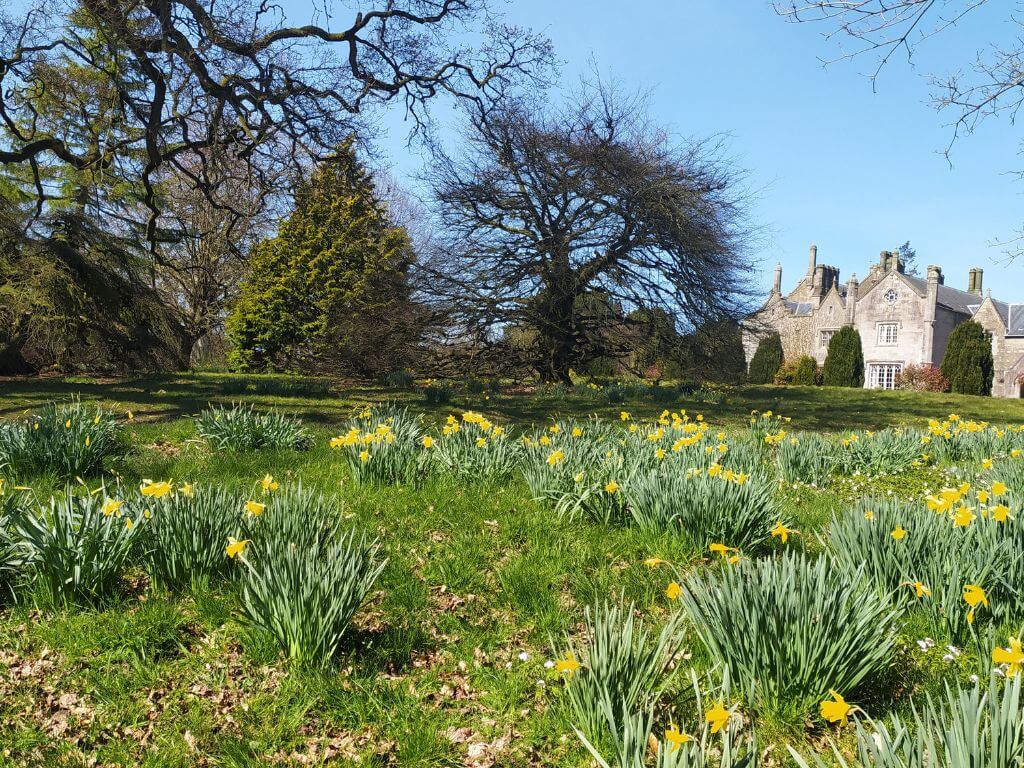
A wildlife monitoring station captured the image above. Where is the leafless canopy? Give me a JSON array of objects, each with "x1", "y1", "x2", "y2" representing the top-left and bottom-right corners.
[
  {"x1": 425, "y1": 83, "x2": 758, "y2": 382},
  {"x1": 0, "y1": 0, "x2": 552, "y2": 247}
]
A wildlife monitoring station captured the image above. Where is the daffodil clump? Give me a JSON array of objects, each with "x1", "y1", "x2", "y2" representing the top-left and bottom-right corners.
[
  {"x1": 329, "y1": 404, "x2": 426, "y2": 485},
  {"x1": 142, "y1": 483, "x2": 247, "y2": 591},
  {"x1": 925, "y1": 414, "x2": 1024, "y2": 464},
  {"x1": 679, "y1": 552, "x2": 900, "y2": 723},
  {"x1": 196, "y1": 403, "x2": 312, "y2": 452},
  {"x1": 236, "y1": 486, "x2": 386, "y2": 667},
  {"x1": 0, "y1": 400, "x2": 124, "y2": 479},
  {"x1": 827, "y1": 490, "x2": 1021, "y2": 641},
  {"x1": 428, "y1": 412, "x2": 521, "y2": 481},
  {"x1": 836, "y1": 427, "x2": 924, "y2": 476},
  {"x1": 13, "y1": 486, "x2": 143, "y2": 607},
  {"x1": 776, "y1": 431, "x2": 835, "y2": 486},
  {"x1": 626, "y1": 464, "x2": 778, "y2": 553},
  {"x1": 749, "y1": 409, "x2": 790, "y2": 448}
]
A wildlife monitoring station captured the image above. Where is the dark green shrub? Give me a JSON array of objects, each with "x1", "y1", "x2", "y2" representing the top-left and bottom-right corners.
[
  {"x1": 941, "y1": 321, "x2": 994, "y2": 396},
  {"x1": 793, "y1": 355, "x2": 818, "y2": 385},
  {"x1": 423, "y1": 384, "x2": 453, "y2": 405},
  {"x1": 378, "y1": 369, "x2": 415, "y2": 388},
  {"x1": 822, "y1": 326, "x2": 864, "y2": 388},
  {"x1": 747, "y1": 334, "x2": 783, "y2": 384}
]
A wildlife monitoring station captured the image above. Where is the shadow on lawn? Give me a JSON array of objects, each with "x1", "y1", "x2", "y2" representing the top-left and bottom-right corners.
[{"x1": 2, "y1": 375, "x2": 1024, "y2": 431}]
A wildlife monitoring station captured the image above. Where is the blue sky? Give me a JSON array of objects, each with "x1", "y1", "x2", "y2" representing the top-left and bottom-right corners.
[{"x1": 311, "y1": 1, "x2": 1024, "y2": 300}]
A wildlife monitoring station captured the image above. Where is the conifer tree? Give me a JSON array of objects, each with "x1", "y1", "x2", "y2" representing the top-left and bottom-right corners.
[
  {"x1": 747, "y1": 333, "x2": 784, "y2": 384},
  {"x1": 941, "y1": 321, "x2": 994, "y2": 396},
  {"x1": 228, "y1": 143, "x2": 421, "y2": 375},
  {"x1": 822, "y1": 326, "x2": 864, "y2": 388}
]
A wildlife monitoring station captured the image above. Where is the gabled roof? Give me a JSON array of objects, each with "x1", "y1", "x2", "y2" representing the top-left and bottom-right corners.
[{"x1": 902, "y1": 275, "x2": 980, "y2": 316}]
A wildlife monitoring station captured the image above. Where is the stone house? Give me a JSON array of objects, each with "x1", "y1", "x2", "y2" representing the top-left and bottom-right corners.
[{"x1": 742, "y1": 246, "x2": 1024, "y2": 397}]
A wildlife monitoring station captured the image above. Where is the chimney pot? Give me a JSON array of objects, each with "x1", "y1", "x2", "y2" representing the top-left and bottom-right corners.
[{"x1": 808, "y1": 244, "x2": 818, "y2": 275}]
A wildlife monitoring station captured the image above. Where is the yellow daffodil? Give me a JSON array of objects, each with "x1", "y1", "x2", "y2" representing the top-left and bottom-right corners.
[
  {"x1": 953, "y1": 506, "x2": 976, "y2": 527},
  {"x1": 620, "y1": 411, "x2": 631, "y2": 421},
  {"x1": 992, "y1": 637, "x2": 1024, "y2": 676},
  {"x1": 993, "y1": 482, "x2": 1008, "y2": 496},
  {"x1": 547, "y1": 450, "x2": 564, "y2": 466},
  {"x1": 963, "y1": 583, "x2": 988, "y2": 624},
  {"x1": 260, "y1": 474, "x2": 279, "y2": 492},
  {"x1": 555, "y1": 651, "x2": 581, "y2": 676},
  {"x1": 245, "y1": 500, "x2": 266, "y2": 517},
  {"x1": 101, "y1": 498, "x2": 123, "y2": 516},
  {"x1": 770, "y1": 522, "x2": 799, "y2": 544},
  {"x1": 225, "y1": 538, "x2": 250, "y2": 559},
  {"x1": 977, "y1": 490, "x2": 990, "y2": 504},
  {"x1": 891, "y1": 526, "x2": 907, "y2": 540},
  {"x1": 820, "y1": 691, "x2": 852, "y2": 725},
  {"x1": 705, "y1": 703, "x2": 730, "y2": 734},
  {"x1": 983, "y1": 458, "x2": 994, "y2": 470},
  {"x1": 140, "y1": 479, "x2": 173, "y2": 499},
  {"x1": 359, "y1": 450, "x2": 371, "y2": 463},
  {"x1": 904, "y1": 581, "x2": 930, "y2": 599},
  {"x1": 179, "y1": 482, "x2": 194, "y2": 498},
  {"x1": 571, "y1": 427, "x2": 583, "y2": 438},
  {"x1": 664, "y1": 724, "x2": 692, "y2": 751},
  {"x1": 643, "y1": 557, "x2": 666, "y2": 568},
  {"x1": 665, "y1": 581, "x2": 682, "y2": 600},
  {"x1": 604, "y1": 481, "x2": 619, "y2": 494},
  {"x1": 993, "y1": 504, "x2": 1011, "y2": 522},
  {"x1": 864, "y1": 510, "x2": 874, "y2": 521}
]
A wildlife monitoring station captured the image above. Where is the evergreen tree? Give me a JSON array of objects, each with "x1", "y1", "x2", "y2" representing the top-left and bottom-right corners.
[
  {"x1": 747, "y1": 333, "x2": 784, "y2": 384},
  {"x1": 941, "y1": 321, "x2": 994, "y2": 396},
  {"x1": 822, "y1": 326, "x2": 864, "y2": 388},
  {"x1": 793, "y1": 355, "x2": 818, "y2": 385},
  {"x1": 227, "y1": 143, "x2": 422, "y2": 376}
]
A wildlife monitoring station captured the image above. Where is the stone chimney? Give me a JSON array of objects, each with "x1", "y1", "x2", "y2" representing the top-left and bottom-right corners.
[
  {"x1": 973, "y1": 268, "x2": 984, "y2": 296},
  {"x1": 808, "y1": 244, "x2": 818, "y2": 276},
  {"x1": 846, "y1": 273, "x2": 858, "y2": 324},
  {"x1": 773, "y1": 262, "x2": 782, "y2": 294},
  {"x1": 924, "y1": 265, "x2": 942, "y2": 363},
  {"x1": 968, "y1": 268, "x2": 981, "y2": 295}
]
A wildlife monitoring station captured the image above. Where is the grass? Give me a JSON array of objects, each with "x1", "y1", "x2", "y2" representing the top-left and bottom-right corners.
[{"x1": 2, "y1": 374, "x2": 1024, "y2": 766}]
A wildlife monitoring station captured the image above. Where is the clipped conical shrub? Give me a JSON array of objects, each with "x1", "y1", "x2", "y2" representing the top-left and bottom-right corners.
[
  {"x1": 822, "y1": 326, "x2": 864, "y2": 388},
  {"x1": 748, "y1": 333, "x2": 783, "y2": 384}
]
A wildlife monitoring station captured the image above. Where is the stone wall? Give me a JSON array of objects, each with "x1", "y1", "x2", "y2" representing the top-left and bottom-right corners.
[{"x1": 854, "y1": 273, "x2": 930, "y2": 381}]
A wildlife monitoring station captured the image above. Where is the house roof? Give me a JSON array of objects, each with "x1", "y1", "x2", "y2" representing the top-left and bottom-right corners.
[
  {"x1": 902, "y1": 275, "x2": 980, "y2": 316},
  {"x1": 1009, "y1": 305, "x2": 1024, "y2": 336},
  {"x1": 784, "y1": 300, "x2": 814, "y2": 316}
]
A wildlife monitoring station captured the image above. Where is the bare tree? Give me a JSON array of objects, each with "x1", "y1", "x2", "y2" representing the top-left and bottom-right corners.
[
  {"x1": 425, "y1": 83, "x2": 758, "y2": 383},
  {"x1": 0, "y1": 0, "x2": 553, "y2": 250},
  {"x1": 774, "y1": 1, "x2": 1024, "y2": 254}
]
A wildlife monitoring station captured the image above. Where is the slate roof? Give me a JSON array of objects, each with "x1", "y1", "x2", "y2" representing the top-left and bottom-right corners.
[
  {"x1": 785, "y1": 301, "x2": 814, "y2": 316},
  {"x1": 902, "y1": 275, "x2": 981, "y2": 316},
  {"x1": 1009, "y1": 305, "x2": 1024, "y2": 336}
]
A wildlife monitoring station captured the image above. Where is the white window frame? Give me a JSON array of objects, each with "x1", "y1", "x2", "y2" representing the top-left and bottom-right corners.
[
  {"x1": 820, "y1": 329, "x2": 837, "y2": 350},
  {"x1": 877, "y1": 322, "x2": 899, "y2": 346},
  {"x1": 868, "y1": 363, "x2": 902, "y2": 390}
]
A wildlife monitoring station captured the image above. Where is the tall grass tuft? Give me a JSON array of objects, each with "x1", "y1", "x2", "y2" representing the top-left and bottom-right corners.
[
  {"x1": 0, "y1": 484, "x2": 29, "y2": 602},
  {"x1": 836, "y1": 428, "x2": 923, "y2": 476},
  {"x1": 143, "y1": 486, "x2": 243, "y2": 591},
  {"x1": 0, "y1": 400, "x2": 124, "y2": 479},
  {"x1": 777, "y1": 433, "x2": 833, "y2": 486},
  {"x1": 238, "y1": 487, "x2": 386, "y2": 666},
  {"x1": 15, "y1": 487, "x2": 142, "y2": 607},
  {"x1": 680, "y1": 553, "x2": 899, "y2": 723},
  {"x1": 196, "y1": 404, "x2": 312, "y2": 451}
]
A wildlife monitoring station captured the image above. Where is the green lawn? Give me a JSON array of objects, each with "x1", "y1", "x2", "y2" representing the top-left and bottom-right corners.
[{"x1": 0, "y1": 376, "x2": 1023, "y2": 766}]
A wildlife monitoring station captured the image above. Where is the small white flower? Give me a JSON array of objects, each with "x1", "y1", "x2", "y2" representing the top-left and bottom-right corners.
[
  {"x1": 994, "y1": 667, "x2": 1006, "y2": 678},
  {"x1": 946, "y1": 645, "x2": 961, "y2": 657},
  {"x1": 970, "y1": 674, "x2": 980, "y2": 684},
  {"x1": 942, "y1": 654, "x2": 955, "y2": 663},
  {"x1": 543, "y1": 659, "x2": 555, "y2": 669},
  {"x1": 536, "y1": 679, "x2": 546, "y2": 688},
  {"x1": 518, "y1": 651, "x2": 530, "y2": 662}
]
